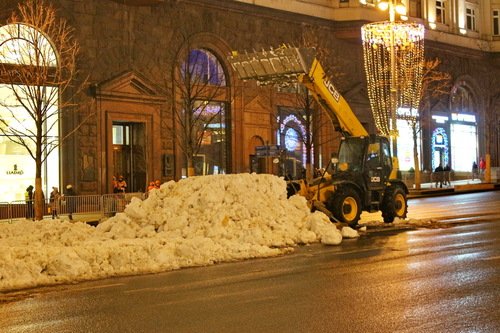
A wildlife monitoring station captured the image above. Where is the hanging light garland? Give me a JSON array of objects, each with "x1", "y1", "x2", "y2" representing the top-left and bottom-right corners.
[{"x1": 361, "y1": 21, "x2": 425, "y2": 136}]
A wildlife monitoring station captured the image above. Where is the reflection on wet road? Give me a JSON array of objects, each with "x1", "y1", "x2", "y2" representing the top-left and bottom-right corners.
[{"x1": 1, "y1": 192, "x2": 499, "y2": 332}]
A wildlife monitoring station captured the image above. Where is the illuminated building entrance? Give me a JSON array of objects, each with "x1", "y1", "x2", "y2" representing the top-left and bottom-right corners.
[
  {"x1": 430, "y1": 112, "x2": 478, "y2": 172},
  {"x1": 96, "y1": 71, "x2": 163, "y2": 194}
]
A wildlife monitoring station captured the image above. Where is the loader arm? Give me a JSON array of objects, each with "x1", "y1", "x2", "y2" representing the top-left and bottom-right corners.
[{"x1": 227, "y1": 46, "x2": 368, "y2": 137}]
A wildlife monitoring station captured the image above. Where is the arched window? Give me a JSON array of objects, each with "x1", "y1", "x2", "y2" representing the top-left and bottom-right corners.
[
  {"x1": 451, "y1": 84, "x2": 475, "y2": 114},
  {"x1": 184, "y1": 49, "x2": 226, "y2": 86},
  {"x1": 0, "y1": 23, "x2": 59, "y2": 201},
  {"x1": 0, "y1": 23, "x2": 57, "y2": 66},
  {"x1": 177, "y1": 48, "x2": 229, "y2": 177}
]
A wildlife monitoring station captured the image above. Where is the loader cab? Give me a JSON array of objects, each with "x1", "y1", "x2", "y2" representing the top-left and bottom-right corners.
[
  {"x1": 334, "y1": 135, "x2": 392, "y2": 190},
  {"x1": 364, "y1": 135, "x2": 392, "y2": 190}
]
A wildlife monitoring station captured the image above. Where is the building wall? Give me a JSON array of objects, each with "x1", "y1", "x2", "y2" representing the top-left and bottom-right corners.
[{"x1": 1, "y1": 0, "x2": 499, "y2": 195}]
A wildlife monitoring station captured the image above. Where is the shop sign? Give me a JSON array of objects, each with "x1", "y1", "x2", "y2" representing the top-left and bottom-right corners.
[
  {"x1": 255, "y1": 145, "x2": 281, "y2": 157},
  {"x1": 6, "y1": 164, "x2": 24, "y2": 175}
]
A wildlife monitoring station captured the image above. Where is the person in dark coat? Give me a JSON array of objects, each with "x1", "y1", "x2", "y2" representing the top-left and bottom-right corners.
[
  {"x1": 64, "y1": 184, "x2": 77, "y2": 220},
  {"x1": 434, "y1": 163, "x2": 444, "y2": 188},
  {"x1": 443, "y1": 164, "x2": 451, "y2": 186},
  {"x1": 49, "y1": 187, "x2": 61, "y2": 219},
  {"x1": 472, "y1": 161, "x2": 479, "y2": 180},
  {"x1": 25, "y1": 185, "x2": 34, "y2": 220}
]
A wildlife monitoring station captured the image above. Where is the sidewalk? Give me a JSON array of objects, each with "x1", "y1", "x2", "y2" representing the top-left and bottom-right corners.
[
  {"x1": 0, "y1": 212, "x2": 104, "y2": 226},
  {"x1": 2, "y1": 179, "x2": 498, "y2": 225},
  {"x1": 408, "y1": 178, "x2": 499, "y2": 198}
]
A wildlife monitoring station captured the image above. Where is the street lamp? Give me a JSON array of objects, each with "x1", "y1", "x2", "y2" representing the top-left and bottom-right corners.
[{"x1": 360, "y1": 0, "x2": 425, "y2": 158}]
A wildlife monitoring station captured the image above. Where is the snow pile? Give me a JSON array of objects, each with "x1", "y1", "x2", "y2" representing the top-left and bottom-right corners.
[
  {"x1": 362, "y1": 217, "x2": 443, "y2": 228},
  {"x1": 0, "y1": 173, "x2": 358, "y2": 291}
]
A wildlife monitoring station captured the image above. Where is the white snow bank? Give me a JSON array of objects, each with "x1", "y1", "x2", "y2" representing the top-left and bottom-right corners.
[{"x1": 0, "y1": 173, "x2": 358, "y2": 291}]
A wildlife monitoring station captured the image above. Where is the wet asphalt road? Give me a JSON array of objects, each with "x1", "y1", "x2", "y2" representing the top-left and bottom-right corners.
[{"x1": 1, "y1": 191, "x2": 499, "y2": 333}]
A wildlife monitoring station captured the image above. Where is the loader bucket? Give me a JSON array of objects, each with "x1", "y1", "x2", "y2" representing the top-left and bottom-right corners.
[{"x1": 227, "y1": 46, "x2": 316, "y2": 85}]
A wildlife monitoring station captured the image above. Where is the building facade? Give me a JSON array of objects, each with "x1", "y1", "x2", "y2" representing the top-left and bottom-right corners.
[{"x1": 1, "y1": 0, "x2": 499, "y2": 201}]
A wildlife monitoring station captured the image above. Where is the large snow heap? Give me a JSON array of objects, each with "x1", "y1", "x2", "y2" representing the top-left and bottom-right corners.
[{"x1": 0, "y1": 173, "x2": 356, "y2": 291}]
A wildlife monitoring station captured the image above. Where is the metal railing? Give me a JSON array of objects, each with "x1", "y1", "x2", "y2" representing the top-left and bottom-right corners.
[{"x1": 0, "y1": 192, "x2": 148, "y2": 223}]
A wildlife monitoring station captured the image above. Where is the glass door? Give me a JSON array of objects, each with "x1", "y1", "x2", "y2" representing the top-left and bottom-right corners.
[{"x1": 112, "y1": 122, "x2": 146, "y2": 192}]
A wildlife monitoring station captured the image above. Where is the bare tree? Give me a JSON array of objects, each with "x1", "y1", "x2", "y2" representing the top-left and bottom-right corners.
[
  {"x1": 277, "y1": 85, "x2": 340, "y2": 182},
  {"x1": 282, "y1": 25, "x2": 346, "y2": 181},
  {"x1": 0, "y1": 0, "x2": 86, "y2": 220},
  {"x1": 171, "y1": 35, "x2": 228, "y2": 177},
  {"x1": 401, "y1": 58, "x2": 451, "y2": 189}
]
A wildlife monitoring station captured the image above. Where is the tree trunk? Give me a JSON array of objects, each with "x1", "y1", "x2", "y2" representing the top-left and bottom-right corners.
[
  {"x1": 187, "y1": 158, "x2": 195, "y2": 177},
  {"x1": 305, "y1": 141, "x2": 313, "y2": 182},
  {"x1": 34, "y1": 174, "x2": 44, "y2": 221},
  {"x1": 305, "y1": 163, "x2": 313, "y2": 182},
  {"x1": 412, "y1": 124, "x2": 421, "y2": 190},
  {"x1": 485, "y1": 154, "x2": 491, "y2": 183}
]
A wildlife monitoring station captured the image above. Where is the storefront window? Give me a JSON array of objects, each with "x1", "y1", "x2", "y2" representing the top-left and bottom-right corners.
[
  {"x1": 450, "y1": 118, "x2": 477, "y2": 172},
  {"x1": 0, "y1": 24, "x2": 59, "y2": 201},
  {"x1": 396, "y1": 119, "x2": 421, "y2": 171},
  {"x1": 449, "y1": 82, "x2": 478, "y2": 172}
]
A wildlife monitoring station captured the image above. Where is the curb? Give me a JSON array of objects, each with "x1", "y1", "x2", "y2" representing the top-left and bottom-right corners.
[{"x1": 408, "y1": 183, "x2": 500, "y2": 198}]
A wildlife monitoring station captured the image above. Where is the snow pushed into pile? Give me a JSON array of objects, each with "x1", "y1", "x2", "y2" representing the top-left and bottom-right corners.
[{"x1": 0, "y1": 173, "x2": 357, "y2": 291}]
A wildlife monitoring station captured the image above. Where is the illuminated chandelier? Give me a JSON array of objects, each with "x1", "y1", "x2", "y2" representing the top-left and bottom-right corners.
[{"x1": 361, "y1": 2, "x2": 425, "y2": 137}]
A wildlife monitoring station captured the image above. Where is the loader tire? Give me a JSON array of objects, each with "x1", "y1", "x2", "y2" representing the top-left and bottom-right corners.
[
  {"x1": 331, "y1": 187, "x2": 361, "y2": 227},
  {"x1": 382, "y1": 185, "x2": 408, "y2": 223}
]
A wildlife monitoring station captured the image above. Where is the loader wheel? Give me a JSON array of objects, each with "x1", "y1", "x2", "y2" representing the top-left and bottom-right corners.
[
  {"x1": 331, "y1": 188, "x2": 361, "y2": 227},
  {"x1": 382, "y1": 186, "x2": 408, "y2": 223}
]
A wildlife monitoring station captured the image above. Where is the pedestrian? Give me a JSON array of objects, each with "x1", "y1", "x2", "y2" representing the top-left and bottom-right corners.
[
  {"x1": 64, "y1": 184, "x2": 77, "y2": 220},
  {"x1": 112, "y1": 176, "x2": 119, "y2": 193},
  {"x1": 472, "y1": 161, "x2": 479, "y2": 180},
  {"x1": 25, "y1": 185, "x2": 34, "y2": 220},
  {"x1": 434, "y1": 163, "x2": 444, "y2": 188},
  {"x1": 479, "y1": 157, "x2": 486, "y2": 175},
  {"x1": 115, "y1": 175, "x2": 127, "y2": 193},
  {"x1": 147, "y1": 181, "x2": 155, "y2": 192},
  {"x1": 49, "y1": 186, "x2": 61, "y2": 219},
  {"x1": 443, "y1": 164, "x2": 451, "y2": 186}
]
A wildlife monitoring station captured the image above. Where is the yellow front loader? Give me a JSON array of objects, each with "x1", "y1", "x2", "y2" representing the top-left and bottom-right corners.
[{"x1": 228, "y1": 46, "x2": 408, "y2": 226}]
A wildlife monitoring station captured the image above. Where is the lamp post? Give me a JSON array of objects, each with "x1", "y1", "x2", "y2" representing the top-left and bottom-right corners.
[
  {"x1": 361, "y1": 1, "x2": 424, "y2": 158},
  {"x1": 387, "y1": 1, "x2": 401, "y2": 156},
  {"x1": 376, "y1": 0, "x2": 407, "y2": 156}
]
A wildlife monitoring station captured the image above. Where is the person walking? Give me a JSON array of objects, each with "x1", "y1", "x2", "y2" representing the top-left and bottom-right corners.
[
  {"x1": 147, "y1": 181, "x2": 156, "y2": 192},
  {"x1": 443, "y1": 164, "x2": 451, "y2": 186},
  {"x1": 434, "y1": 163, "x2": 444, "y2": 188},
  {"x1": 115, "y1": 175, "x2": 127, "y2": 193},
  {"x1": 472, "y1": 161, "x2": 479, "y2": 180},
  {"x1": 112, "y1": 176, "x2": 119, "y2": 193},
  {"x1": 479, "y1": 157, "x2": 486, "y2": 176},
  {"x1": 25, "y1": 185, "x2": 34, "y2": 220},
  {"x1": 64, "y1": 184, "x2": 77, "y2": 220},
  {"x1": 49, "y1": 187, "x2": 61, "y2": 219}
]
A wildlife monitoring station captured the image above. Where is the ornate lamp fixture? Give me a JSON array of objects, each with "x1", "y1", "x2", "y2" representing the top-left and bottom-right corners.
[{"x1": 360, "y1": 1, "x2": 425, "y2": 141}]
